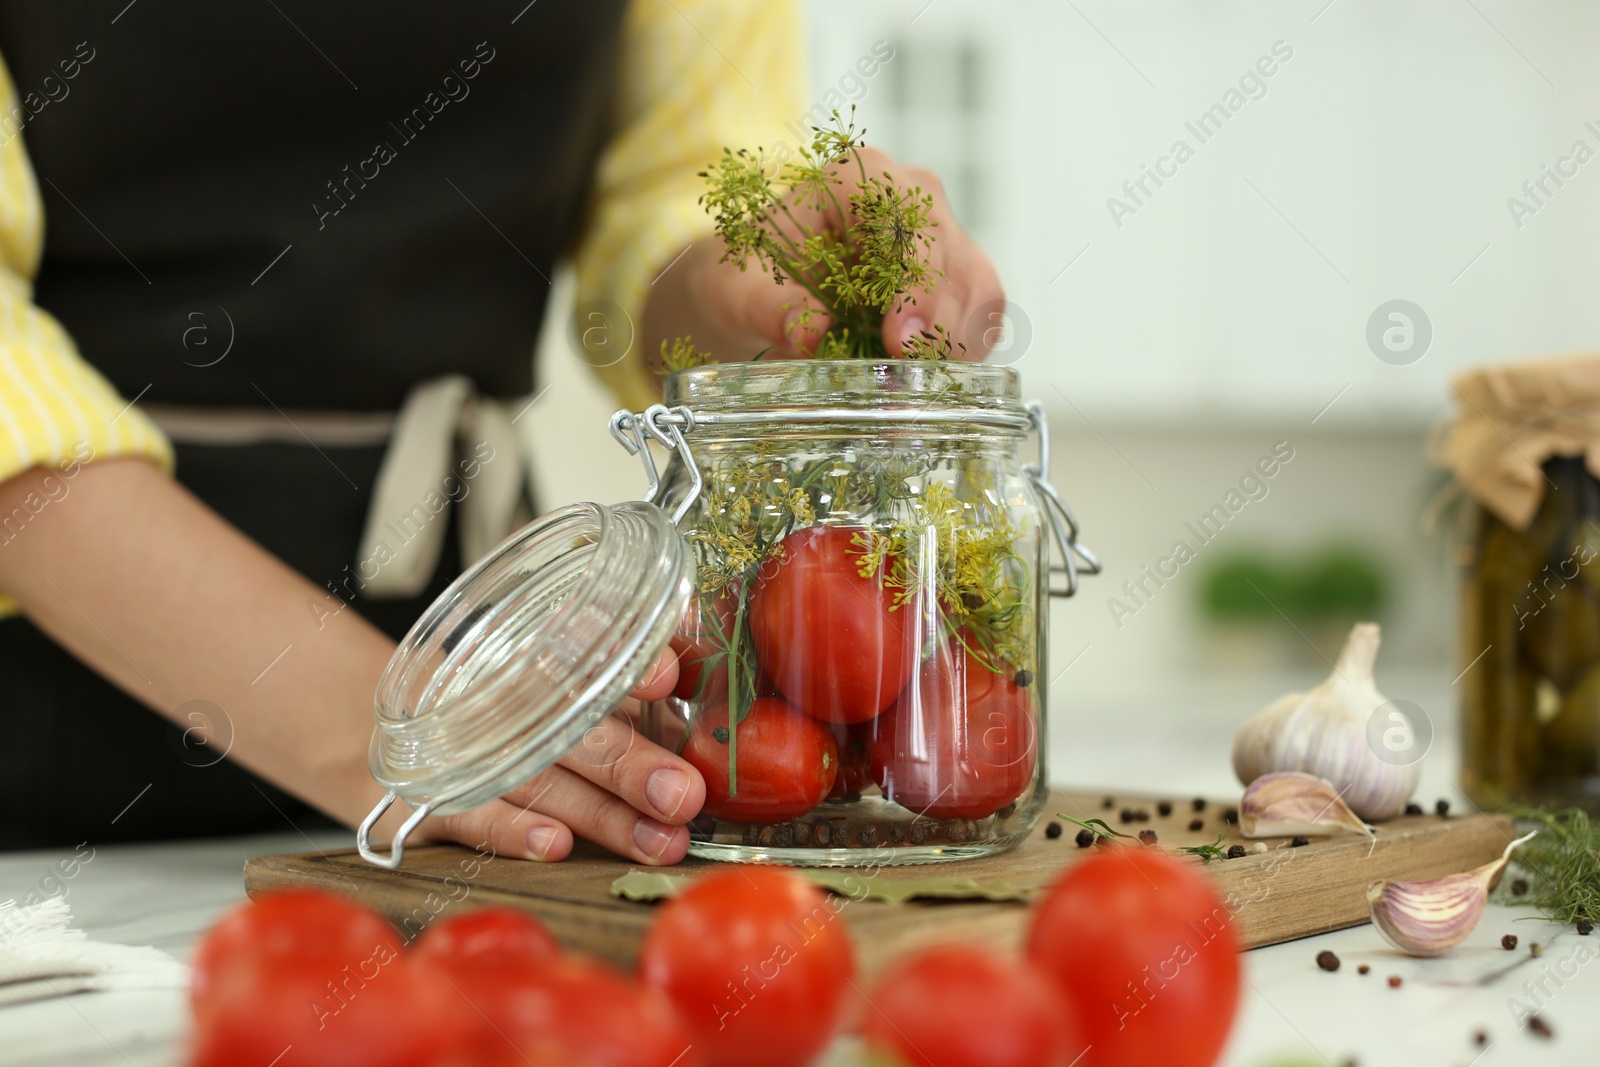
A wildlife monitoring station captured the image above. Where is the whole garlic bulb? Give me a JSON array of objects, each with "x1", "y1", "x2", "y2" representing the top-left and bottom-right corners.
[{"x1": 1232, "y1": 622, "x2": 1420, "y2": 822}]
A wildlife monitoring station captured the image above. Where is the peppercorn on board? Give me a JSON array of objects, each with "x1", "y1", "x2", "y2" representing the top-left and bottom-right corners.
[{"x1": 243, "y1": 790, "x2": 1514, "y2": 978}]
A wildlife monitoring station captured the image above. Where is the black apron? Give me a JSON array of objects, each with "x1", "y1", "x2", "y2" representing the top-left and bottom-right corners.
[{"x1": 0, "y1": 1, "x2": 627, "y2": 849}]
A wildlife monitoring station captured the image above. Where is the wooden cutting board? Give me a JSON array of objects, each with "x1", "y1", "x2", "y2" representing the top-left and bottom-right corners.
[{"x1": 244, "y1": 790, "x2": 1514, "y2": 979}]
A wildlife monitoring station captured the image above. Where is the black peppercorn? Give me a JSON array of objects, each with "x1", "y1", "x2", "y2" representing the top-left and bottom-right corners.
[
  {"x1": 1192, "y1": 798, "x2": 1207, "y2": 813},
  {"x1": 1473, "y1": 1029, "x2": 1488, "y2": 1047},
  {"x1": 1188, "y1": 818, "x2": 1204, "y2": 832},
  {"x1": 1222, "y1": 808, "x2": 1239, "y2": 825},
  {"x1": 857, "y1": 825, "x2": 878, "y2": 846},
  {"x1": 1404, "y1": 801, "x2": 1423, "y2": 815},
  {"x1": 1357, "y1": 964, "x2": 1370, "y2": 975},
  {"x1": 712, "y1": 726, "x2": 729, "y2": 744},
  {"x1": 1315, "y1": 950, "x2": 1340, "y2": 972},
  {"x1": 1134, "y1": 809, "x2": 1150, "y2": 823},
  {"x1": 1435, "y1": 798, "x2": 1451, "y2": 816},
  {"x1": 908, "y1": 823, "x2": 927, "y2": 845},
  {"x1": 1157, "y1": 800, "x2": 1173, "y2": 817},
  {"x1": 1139, "y1": 829, "x2": 1158, "y2": 845},
  {"x1": 1014, "y1": 669, "x2": 1034, "y2": 688},
  {"x1": 1511, "y1": 878, "x2": 1528, "y2": 896},
  {"x1": 1290, "y1": 835, "x2": 1310, "y2": 848},
  {"x1": 1579, "y1": 918, "x2": 1594, "y2": 936},
  {"x1": 1101, "y1": 796, "x2": 1115, "y2": 810},
  {"x1": 1528, "y1": 1014, "x2": 1552, "y2": 1038},
  {"x1": 1045, "y1": 821, "x2": 1063, "y2": 840},
  {"x1": 1226, "y1": 844, "x2": 1246, "y2": 859},
  {"x1": 1119, "y1": 809, "x2": 1135, "y2": 824},
  {"x1": 1501, "y1": 934, "x2": 1518, "y2": 950},
  {"x1": 1075, "y1": 829, "x2": 1094, "y2": 848}
]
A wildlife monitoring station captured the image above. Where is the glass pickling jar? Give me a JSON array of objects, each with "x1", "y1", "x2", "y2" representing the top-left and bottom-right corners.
[
  {"x1": 356, "y1": 359, "x2": 1096, "y2": 870},
  {"x1": 1439, "y1": 356, "x2": 1600, "y2": 814},
  {"x1": 1459, "y1": 455, "x2": 1600, "y2": 812},
  {"x1": 640, "y1": 361, "x2": 1096, "y2": 864}
]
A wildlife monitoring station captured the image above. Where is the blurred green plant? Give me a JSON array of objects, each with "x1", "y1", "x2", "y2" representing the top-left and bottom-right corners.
[{"x1": 1200, "y1": 544, "x2": 1389, "y2": 624}]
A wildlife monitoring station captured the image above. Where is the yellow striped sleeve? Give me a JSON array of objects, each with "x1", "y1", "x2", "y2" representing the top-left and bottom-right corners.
[
  {"x1": 0, "y1": 56, "x2": 172, "y2": 487},
  {"x1": 575, "y1": 0, "x2": 808, "y2": 412}
]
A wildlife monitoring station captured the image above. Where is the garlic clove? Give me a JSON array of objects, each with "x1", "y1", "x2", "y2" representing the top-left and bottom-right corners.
[
  {"x1": 1366, "y1": 831, "x2": 1538, "y2": 957},
  {"x1": 1232, "y1": 622, "x2": 1421, "y2": 823},
  {"x1": 1239, "y1": 771, "x2": 1372, "y2": 838}
]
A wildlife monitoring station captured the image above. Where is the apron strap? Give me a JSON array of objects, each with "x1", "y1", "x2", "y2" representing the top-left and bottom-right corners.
[
  {"x1": 147, "y1": 377, "x2": 533, "y2": 600},
  {"x1": 358, "y1": 375, "x2": 531, "y2": 599}
]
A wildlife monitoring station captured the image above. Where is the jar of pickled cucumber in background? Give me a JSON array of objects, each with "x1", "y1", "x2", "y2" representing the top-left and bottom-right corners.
[
  {"x1": 642, "y1": 361, "x2": 1097, "y2": 865},
  {"x1": 1459, "y1": 456, "x2": 1600, "y2": 811},
  {"x1": 1440, "y1": 356, "x2": 1600, "y2": 814}
]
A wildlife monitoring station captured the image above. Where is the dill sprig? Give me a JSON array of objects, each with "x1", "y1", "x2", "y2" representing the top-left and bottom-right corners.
[
  {"x1": 852, "y1": 482, "x2": 1034, "y2": 672},
  {"x1": 901, "y1": 324, "x2": 967, "y2": 361},
  {"x1": 1057, "y1": 814, "x2": 1131, "y2": 842},
  {"x1": 659, "y1": 336, "x2": 713, "y2": 373},
  {"x1": 1503, "y1": 805, "x2": 1600, "y2": 924},
  {"x1": 1176, "y1": 831, "x2": 1233, "y2": 864},
  {"x1": 689, "y1": 459, "x2": 814, "y2": 598},
  {"x1": 695, "y1": 107, "x2": 942, "y2": 361}
]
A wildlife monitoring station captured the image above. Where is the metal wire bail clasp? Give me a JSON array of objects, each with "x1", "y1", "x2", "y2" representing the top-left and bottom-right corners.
[
  {"x1": 356, "y1": 790, "x2": 433, "y2": 870},
  {"x1": 609, "y1": 409, "x2": 660, "y2": 503},
  {"x1": 610, "y1": 404, "x2": 702, "y2": 526},
  {"x1": 1024, "y1": 399, "x2": 1101, "y2": 597}
]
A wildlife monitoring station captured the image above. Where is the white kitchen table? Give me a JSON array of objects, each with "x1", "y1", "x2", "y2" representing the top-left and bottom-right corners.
[{"x1": 3, "y1": 670, "x2": 1595, "y2": 1067}]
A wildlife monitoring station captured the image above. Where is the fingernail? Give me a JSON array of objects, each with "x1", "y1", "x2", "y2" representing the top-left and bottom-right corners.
[
  {"x1": 646, "y1": 768, "x2": 691, "y2": 819},
  {"x1": 633, "y1": 816, "x2": 677, "y2": 860},
  {"x1": 527, "y1": 826, "x2": 560, "y2": 860},
  {"x1": 901, "y1": 316, "x2": 927, "y2": 346}
]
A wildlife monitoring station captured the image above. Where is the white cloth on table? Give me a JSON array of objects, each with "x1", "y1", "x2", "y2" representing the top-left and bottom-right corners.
[{"x1": 0, "y1": 897, "x2": 187, "y2": 1007}]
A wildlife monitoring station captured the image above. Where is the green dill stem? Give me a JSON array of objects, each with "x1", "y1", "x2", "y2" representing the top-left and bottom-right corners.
[
  {"x1": 754, "y1": 206, "x2": 836, "y2": 311},
  {"x1": 725, "y1": 587, "x2": 752, "y2": 798},
  {"x1": 949, "y1": 626, "x2": 1002, "y2": 673},
  {"x1": 818, "y1": 177, "x2": 856, "y2": 264},
  {"x1": 756, "y1": 203, "x2": 810, "y2": 265}
]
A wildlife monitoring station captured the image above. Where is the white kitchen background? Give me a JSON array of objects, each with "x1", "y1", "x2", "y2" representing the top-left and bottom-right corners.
[{"x1": 525, "y1": 1, "x2": 1598, "y2": 787}]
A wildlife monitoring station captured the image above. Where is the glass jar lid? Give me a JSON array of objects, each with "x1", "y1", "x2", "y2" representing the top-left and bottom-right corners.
[{"x1": 357, "y1": 498, "x2": 693, "y2": 867}]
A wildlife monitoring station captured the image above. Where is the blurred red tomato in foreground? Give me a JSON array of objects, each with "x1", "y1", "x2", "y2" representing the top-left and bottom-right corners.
[
  {"x1": 438, "y1": 954, "x2": 698, "y2": 1067},
  {"x1": 190, "y1": 942, "x2": 464, "y2": 1067},
  {"x1": 189, "y1": 889, "x2": 402, "y2": 1016},
  {"x1": 861, "y1": 942, "x2": 1085, "y2": 1067},
  {"x1": 639, "y1": 866, "x2": 855, "y2": 1067},
  {"x1": 411, "y1": 906, "x2": 559, "y2": 970},
  {"x1": 1027, "y1": 846, "x2": 1241, "y2": 1067}
]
